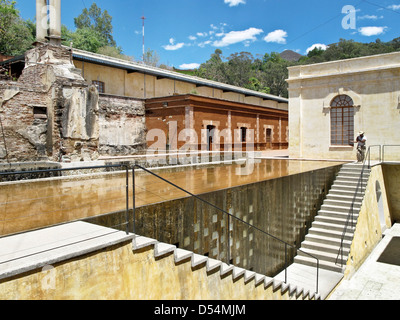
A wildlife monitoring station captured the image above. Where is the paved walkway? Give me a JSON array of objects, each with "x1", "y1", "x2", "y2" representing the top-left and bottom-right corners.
[{"x1": 329, "y1": 223, "x2": 400, "y2": 300}]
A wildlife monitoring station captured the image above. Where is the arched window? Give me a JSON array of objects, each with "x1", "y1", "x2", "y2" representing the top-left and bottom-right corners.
[{"x1": 330, "y1": 95, "x2": 354, "y2": 146}]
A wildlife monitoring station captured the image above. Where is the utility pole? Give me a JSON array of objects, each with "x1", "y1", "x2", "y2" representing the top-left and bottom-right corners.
[{"x1": 141, "y1": 16, "x2": 146, "y2": 63}]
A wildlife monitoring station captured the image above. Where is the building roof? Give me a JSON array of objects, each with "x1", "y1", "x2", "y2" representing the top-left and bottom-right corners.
[{"x1": 71, "y1": 48, "x2": 288, "y2": 104}]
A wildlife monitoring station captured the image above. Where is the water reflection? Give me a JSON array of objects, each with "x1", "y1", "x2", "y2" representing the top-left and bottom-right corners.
[{"x1": 0, "y1": 159, "x2": 344, "y2": 236}]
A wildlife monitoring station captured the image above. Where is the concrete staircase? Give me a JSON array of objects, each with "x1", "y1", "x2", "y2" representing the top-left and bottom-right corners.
[{"x1": 276, "y1": 163, "x2": 371, "y2": 298}]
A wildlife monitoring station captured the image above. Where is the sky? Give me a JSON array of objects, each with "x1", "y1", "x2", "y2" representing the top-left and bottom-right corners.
[{"x1": 15, "y1": 0, "x2": 400, "y2": 69}]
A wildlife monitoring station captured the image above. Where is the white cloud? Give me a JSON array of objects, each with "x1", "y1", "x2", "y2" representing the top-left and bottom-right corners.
[
  {"x1": 179, "y1": 63, "x2": 200, "y2": 69},
  {"x1": 359, "y1": 26, "x2": 388, "y2": 36},
  {"x1": 188, "y1": 35, "x2": 197, "y2": 41},
  {"x1": 263, "y1": 29, "x2": 288, "y2": 44},
  {"x1": 212, "y1": 27, "x2": 263, "y2": 47},
  {"x1": 306, "y1": 43, "x2": 328, "y2": 54},
  {"x1": 198, "y1": 40, "x2": 212, "y2": 48},
  {"x1": 163, "y1": 38, "x2": 185, "y2": 50},
  {"x1": 388, "y1": 4, "x2": 400, "y2": 10},
  {"x1": 358, "y1": 14, "x2": 384, "y2": 20},
  {"x1": 224, "y1": 0, "x2": 246, "y2": 7}
]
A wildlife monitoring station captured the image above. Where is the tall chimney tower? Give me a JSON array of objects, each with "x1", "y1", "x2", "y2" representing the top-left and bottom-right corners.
[
  {"x1": 36, "y1": 0, "x2": 48, "y2": 42},
  {"x1": 48, "y1": 0, "x2": 62, "y2": 45},
  {"x1": 35, "y1": 0, "x2": 62, "y2": 45}
]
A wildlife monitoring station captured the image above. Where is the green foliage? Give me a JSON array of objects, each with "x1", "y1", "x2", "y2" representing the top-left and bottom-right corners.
[
  {"x1": 61, "y1": 2, "x2": 118, "y2": 55},
  {"x1": 143, "y1": 49, "x2": 160, "y2": 67},
  {"x1": 194, "y1": 38, "x2": 400, "y2": 98},
  {"x1": 74, "y1": 2, "x2": 116, "y2": 48},
  {"x1": 0, "y1": 0, "x2": 34, "y2": 55}
]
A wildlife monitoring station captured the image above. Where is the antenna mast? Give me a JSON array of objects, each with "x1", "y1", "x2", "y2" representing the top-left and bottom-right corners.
[{"x1": 141, "y1": 16, "x2": 146, "y2": 62}]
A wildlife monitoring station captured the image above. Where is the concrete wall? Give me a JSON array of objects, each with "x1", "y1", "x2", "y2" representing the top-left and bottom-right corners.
[
  {"x1": 288, "y1": 52, "x2": 400, "y2": 160},
  {"x1": 381, "y1": 164, "x2": 400, "y2": 223},
  {"x1": 88, "y1": 163, "x2": 341, "y2": 277},
  {"x1": 0, "y1": 239, "x2": 315, "y2": 300},
  {"x1": 343, "y1": 164, "x2": 393, "y2": 279}
]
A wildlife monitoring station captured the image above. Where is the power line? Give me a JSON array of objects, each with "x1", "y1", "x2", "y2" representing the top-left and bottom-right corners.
[
  {"x1": 273, "y1": 0, "x2": 365, "y2": 52},
  {"x1": 362, "y1": 0, "x2": 400, "y2": 16}
]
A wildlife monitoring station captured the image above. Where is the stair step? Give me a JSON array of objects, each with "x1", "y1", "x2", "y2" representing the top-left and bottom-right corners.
[
  {"x1": 298, "y1": 247, "x2": 348, "y2": 264},
  {"x1": 314, "y1": 215, "x2": 358, "y2": 227},
  {"x1": 334, "y1": 180, "x2": 368, "y2": 187},
  {"x1": 312, "y1": 220, "x2": 350, "y2": 232},
  {"x1": 321, "y1": 204, "x2": 361, "y2": 214},
  {"x1": 308, "y1": 227, "x2": 354, "y2": 241},
  {"x1": 328, "y1": 189, "x2": 365, "y2": 197},
  {"x1": 319, "y1": 209, "x2": 359, "y2": 220},
  {"x1": 305, "y1": 233, "x2": 352, "y2": 248},
  {"x1": 338, "y1": 168, "x2": 370, "y2": 174},
  {"x1": 331, "y1": 183, "x2": 366, "y2": 191},
  {"x1": 293, "y1": 255, "x2": 344, "y2": 273},
  {"x1": 323, "y1": 199, "x2": 363, "y2": 207},
  {"x1": 326, "y1": 194, "x2": 364, "y2": 202},
  {"x1": 301, "y1": 240, "x2": 350, "y2": 255}
]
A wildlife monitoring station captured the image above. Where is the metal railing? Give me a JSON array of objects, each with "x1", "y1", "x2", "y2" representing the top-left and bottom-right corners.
[
  {"x1": 335, "y1": 147, "x2": 371, "y2": 268},
  {"x1": 382, "y1": 145, "x2": 400, "y2": 163},
  {"x1": 0, "y1": 162, "x2": 321, "y2": 294},
  {"x1": 335, "y1": 144, "x2": 400, "y2": 268},
  {"x1": 132, "y1": 164, "x2": 320, "y2": 294},
  {"x1": 366, "y1": 145, "x2": 381, "y2": 169}
]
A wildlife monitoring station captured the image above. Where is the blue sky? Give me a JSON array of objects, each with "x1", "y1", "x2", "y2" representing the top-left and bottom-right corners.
[{"x1": 15, "y1": 0, "x2": 400, "y2": 69}]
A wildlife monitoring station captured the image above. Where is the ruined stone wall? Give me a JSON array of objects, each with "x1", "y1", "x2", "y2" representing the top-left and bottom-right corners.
[
  {"x1": 0, "y1": 77, "x2": 49, "y2": 162},
  {"x1": 98, "y1": 94, "x2": 146, "y2": 156}
]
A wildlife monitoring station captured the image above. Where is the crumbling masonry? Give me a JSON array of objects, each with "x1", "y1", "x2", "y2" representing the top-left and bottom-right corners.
[{"x1": 0, "y1": 43, "x2": 146, "y2": 163}]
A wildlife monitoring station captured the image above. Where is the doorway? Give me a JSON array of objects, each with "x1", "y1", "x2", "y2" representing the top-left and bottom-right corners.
[
  {"x1": 207, "y1": 125, "x2": 216, "y2": 151},
  {"x1": 266, "y1": 128, "x2": 272, "y2": 149}
]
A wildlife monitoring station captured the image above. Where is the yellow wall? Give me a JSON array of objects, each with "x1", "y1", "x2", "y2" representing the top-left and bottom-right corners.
[
  {"x1": 382, "y1": 164, "x2": 400, "y2": 222},
  {"x1": 0, "y1": 240, "x2": 313, "y2": 300},
  {"x1": 343, "y1": 165, "x2": 392, "y2": 279},
  {"x1": 74, "y1": 60, "x2": 288, "y2": 111}
]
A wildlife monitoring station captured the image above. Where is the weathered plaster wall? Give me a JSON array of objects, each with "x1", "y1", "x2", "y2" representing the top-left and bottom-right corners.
[
  {"x1": 0, "y1": 44, "x2": 147, "y2": 163},
  {"x1": 98, "y1": 94, "x2": 146, "y2": 156},
  {"x1": 74, "y1": 60, "x2": 288, "y2": 111}
]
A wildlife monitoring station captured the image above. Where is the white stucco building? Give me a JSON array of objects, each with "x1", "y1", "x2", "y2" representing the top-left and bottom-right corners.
[{"x1": 287, "y1": 51, "x2": 400, "y2": 161}]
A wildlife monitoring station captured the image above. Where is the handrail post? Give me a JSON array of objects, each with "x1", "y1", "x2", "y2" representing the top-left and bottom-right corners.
[
  {"x1": 227, "y1": 214, "x2": 231, "y2": 265},
  {"x1": 125, "y1": 165, "x2": 129, "y2": 235},
  {"x1": 132, "y1": 165, "x2": 136, "y2": 235},
  {"x1": 284, "y1": 243, "x2": 288, "y2": 284}
]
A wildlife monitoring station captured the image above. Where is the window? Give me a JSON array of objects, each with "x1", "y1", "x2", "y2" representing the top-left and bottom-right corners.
[
  {"x1": 330, "y1": 95, "x2": 354, "y2": 146},
  {"x1": 33, "y1": 106, "x2": 47, "y2": 120},
  {"x1": 92, "y1": 80, "x2": 105, "y2": 93},
  {"x1": 266, "y1": 128, "x2": 272, "y2": 144},
  {"x1": 206, "y1": 125, "x2": 216, "y2": 151},
  {"x1": 240, "y1": 127, "x2": 247, "y2": 142}
]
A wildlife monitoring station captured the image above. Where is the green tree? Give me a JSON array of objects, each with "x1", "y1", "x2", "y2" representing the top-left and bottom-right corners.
[
  {"x1": 260, "y1": 52, "x2": 290, "y2": 98},
  {"x1": 0, "y1": 0, "x2": 34, "y2": 55},
  {"x1": 225, "y1": 51, "x2": 255, "y2": 88},
  {"x1": 97, "y1": 45, "x2": 134, "y2": 62},
  {"x1": 195, "y1": 49, "x2": 228, "y2": 83},
  {"x1": 143, "y1": 48, "x2": 160, "y2": 67},
  {"x1": 74, "y1": 2, "x2": 116, "y2": 48}
]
